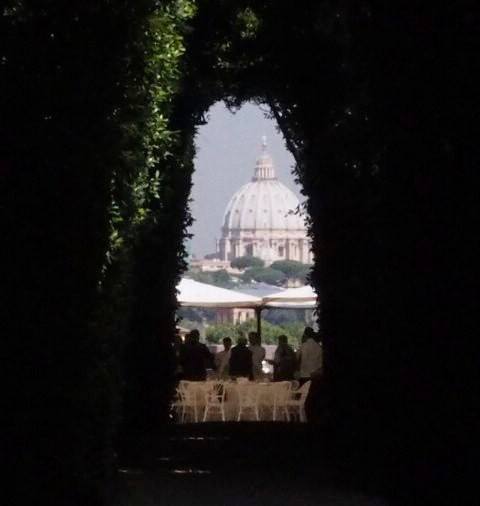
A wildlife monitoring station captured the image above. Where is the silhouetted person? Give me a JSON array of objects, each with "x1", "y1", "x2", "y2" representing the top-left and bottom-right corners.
[
  {"x1": 301, "y1": 326, "x2": 315, "y2": 343},
  {"x1": 297, "y1": 327, "x2": 323, "y2": 385},
  {"x1": 180, "y1": 329, "x2": 214, "y2": 381},
  {"x1": 248, "y1": 331, "x2": 266, "y2": 380},
  {"x1": 269, "y1": 335, "x2": 296, "y2": 381},
  {"x1": 229, "y1": 336, "x2": 253, "y2": 379},
  {"x1": 214, "y1": 337, "x2": 232, "y2": 378},
  {"x1": 304, "y1": 367, "x2": 329, "y2": 425}
]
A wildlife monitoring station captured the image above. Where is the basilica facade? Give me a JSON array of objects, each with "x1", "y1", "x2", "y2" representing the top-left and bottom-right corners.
[{"x1": 217, "y1": 139, "x2": 312, "y2": 266}]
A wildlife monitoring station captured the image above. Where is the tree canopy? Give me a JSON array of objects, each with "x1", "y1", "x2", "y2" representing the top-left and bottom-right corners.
[
  {"x1": 270, "y1": 260, "x2": 311, "y2": 282},
  {"x1": 241, "y1": 266, "x2": 287, "y2": 286},
  {"x1": 187, "y1": 268, "x2": 235, "y2": 288},
  {"x1": 231, "y1": 255, "x2": 265, "y2": 269}
]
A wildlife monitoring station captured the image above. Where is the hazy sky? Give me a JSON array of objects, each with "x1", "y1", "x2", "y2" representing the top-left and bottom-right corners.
[{"x1": 188, "y1": 101, "x2": 301, "y2": 258}]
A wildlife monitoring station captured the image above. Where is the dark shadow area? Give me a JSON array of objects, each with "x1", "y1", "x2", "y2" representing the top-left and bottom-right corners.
[{"x1": 116, "y1": 423, "x2": 387, "y2": 506}]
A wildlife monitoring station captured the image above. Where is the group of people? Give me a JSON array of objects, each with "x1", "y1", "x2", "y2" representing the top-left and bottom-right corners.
[
  {"x1": 214, "y1": 332, "x2": 265, "y2": 380},
  {"x1": 174, "y1": 327, "x2": 323, "y2": 385}
]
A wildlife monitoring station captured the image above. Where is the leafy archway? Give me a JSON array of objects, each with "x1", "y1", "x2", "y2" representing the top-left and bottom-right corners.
[
  {"x1": 129, "y1": 0, "x2": 371, "y2": 415},
  {"x1": 118, "y1": 0, "x2": 368, "y2": 436},
  {"x1": 121, "y1": 2, "x2": 390, "y2": 478}
]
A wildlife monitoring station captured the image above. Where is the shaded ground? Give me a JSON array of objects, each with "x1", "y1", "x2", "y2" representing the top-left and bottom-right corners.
[{"x1": 116, "y1": 423, "x2": 388, "y2": 506}]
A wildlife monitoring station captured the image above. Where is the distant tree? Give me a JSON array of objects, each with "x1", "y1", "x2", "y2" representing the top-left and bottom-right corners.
[
  {"x1": 188, "y1": 269, "x2": 234, "y2": 288},
  {"x1": 211, "y1": 269, "x2": 233, "y2": 287},
  {"x1": 263, "y1": 308, "x2": 307, "y2": 325},
  {"x1": 270, "y1": 260, "x2": 311, "y2": 281},
  {"x1": 205, "y1": 323, "x2": 242, "y2": 343},
  {"x1": 231, "y1": 255, "x2": 265, "y2": 270},
  {"x1": 241, "y1": 267, "x2": 286, "y2": 286},
  {"x1": 187, "y1": 271, "x2": 209, "y2": 284}
]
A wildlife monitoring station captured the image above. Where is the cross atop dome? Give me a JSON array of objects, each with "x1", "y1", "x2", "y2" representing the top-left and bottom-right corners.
[
  {"x1": 261, "y1": 134, "x2": 268, "y2": 150},
  {"x1": 253, "y1": 136, "x2": 276, "y2": 180}
]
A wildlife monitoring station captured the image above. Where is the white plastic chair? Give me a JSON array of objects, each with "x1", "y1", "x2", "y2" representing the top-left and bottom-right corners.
[
  {"x1": 236, "y1": 383, "x2": 259, "y2": 421},
  {"x1": 286, "y1": 380, "x2": 311, "y2": 422},
  {"x1": 172, "y1": 387, "x2": 184, "y2": 420},
  {"x1": 271, "y1": 381, "x2": 292, "y2": 421},
  {"x1": 290, "y1": 380, "x2": 300, "y2": 391},
  {"x1": 177, "y1": 380, "x2": 200, "y2": 423},
  {"x1": 255, "y1": 383, "x2": 274, "y2": 420},
  {"x1": 203, "y1": 381, "x2": 226, "y2": 422}
]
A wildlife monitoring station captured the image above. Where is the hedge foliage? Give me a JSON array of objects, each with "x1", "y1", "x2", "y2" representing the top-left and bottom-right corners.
[{"x1": 1, "y1": 1, "x2": 195, "y2": 503}]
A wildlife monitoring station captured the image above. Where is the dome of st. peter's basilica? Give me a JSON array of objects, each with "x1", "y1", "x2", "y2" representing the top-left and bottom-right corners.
[{"x1": 217, "y1": 138, "x2": 312, "y2": 265}]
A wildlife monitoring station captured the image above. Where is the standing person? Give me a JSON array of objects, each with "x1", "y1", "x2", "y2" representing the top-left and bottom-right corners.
[
  {"x1": 297, "y1": 327, "x2": 323, "y2": 385},
  {"x1": 180, "y1": 329, "x2": 215, "y2": 381},
  {"x1": 229, "y1": 336, "x2": 253, "y2": 379},
  {"x1": 269, "y1": 335, "x2": 297, "y2": 381},
  {"x1": 248, "y1": 331, "x2": 266, "y2": 380},
  {"x1": 214, "y1": 337, "x2": 232, "y2": 378}
]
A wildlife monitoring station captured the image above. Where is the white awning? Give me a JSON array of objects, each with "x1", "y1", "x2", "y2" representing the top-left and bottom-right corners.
[
  {"x1": 262, "y1": 285, "x2": 317, "y2": 308},
  {"x1": 177, "y1": 278, "x2": 262, "y2": 308},
  {"x1": 263, "y1": 300, "x2": 317, "y2": 309}
]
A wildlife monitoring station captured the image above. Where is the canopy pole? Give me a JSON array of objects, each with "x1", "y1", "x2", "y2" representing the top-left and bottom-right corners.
[{"x1": 255, "y1": 307, "x2": 263, "y2": 340}]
